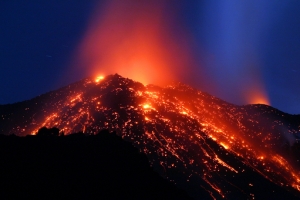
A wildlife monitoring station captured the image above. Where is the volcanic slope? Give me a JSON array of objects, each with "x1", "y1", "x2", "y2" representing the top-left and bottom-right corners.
[
  {"x1": 0, "y1": 130, "x2": 192, "y2": 199},
  {"x1": 1, "y1": 74, "x2": 300, "y2": 199}
]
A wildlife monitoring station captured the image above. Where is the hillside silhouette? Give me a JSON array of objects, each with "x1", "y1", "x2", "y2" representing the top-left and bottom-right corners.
[
  {"x1": 1, "y1": 74, "x2": 300, "y2": 199},
  {"x1": 0, "y1": 129, "x2": 192, "y2": 199}
]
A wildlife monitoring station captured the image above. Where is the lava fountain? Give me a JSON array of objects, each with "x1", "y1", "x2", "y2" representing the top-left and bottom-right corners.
[
  {"x1": 70, "y1": 0, "x2": 270, "y2": 107},
  {"x1": 72, "y1": 0, "x2": 196, "y2": 86}
]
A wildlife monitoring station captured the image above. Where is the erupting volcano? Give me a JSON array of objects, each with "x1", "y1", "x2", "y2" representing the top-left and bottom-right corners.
[{"x1": 1, "y1": 74, "x2": 300, "y2": 199}]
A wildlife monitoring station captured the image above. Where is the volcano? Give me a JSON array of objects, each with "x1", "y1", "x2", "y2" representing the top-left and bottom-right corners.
[{"x1": 1, "y1": 74, "x2": 300, "y2": 199}]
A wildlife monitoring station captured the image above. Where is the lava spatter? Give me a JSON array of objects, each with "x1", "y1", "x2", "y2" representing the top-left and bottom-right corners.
[{"x1": 1, "y1": 74, "x2": 300, "y2": 199}]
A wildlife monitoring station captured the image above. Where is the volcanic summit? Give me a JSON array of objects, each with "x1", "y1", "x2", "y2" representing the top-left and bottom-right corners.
[{"x1": 1, "y1": 74, "x2": 300, "y2": 199}]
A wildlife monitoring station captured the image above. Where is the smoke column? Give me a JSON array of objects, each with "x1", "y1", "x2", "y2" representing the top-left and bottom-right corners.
[
  {"x1": 72, "y1": 0, "x2": 198, "y2": 86},
  {"x1": 71, "y1": 0, "x2": 270, "y2": 105},
  {"x1": 197, "y1": 0, "x2": 272, "y2": 105}
]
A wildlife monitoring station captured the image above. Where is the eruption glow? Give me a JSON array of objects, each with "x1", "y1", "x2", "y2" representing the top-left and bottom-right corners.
[
  {"x1": 244, "y1": 81, "x2": 270, "y2": 105},
  {"x1": 74, "y1": 0, "x2": 195, "y2": 86},
  {"x1": 1, "y1": 74, "x2": 300, "y2": 198},
  {"x1": 71, "y1": 0, "x2": 271, "y2": 107},
  {"x1": 95, "y1": 75, "x2": 104, "y2": 83}
]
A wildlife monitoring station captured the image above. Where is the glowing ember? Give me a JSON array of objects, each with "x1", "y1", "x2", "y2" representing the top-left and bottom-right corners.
[
  {"x1": 244, "y1": 82, "x2": 270, "y2": 105},
  {"x1": 143, "y1": 104, "x2": 150, "y2": 109},
  {"x1": 248, "y1": 92, "x2": 270, "y2": 105},
  {"x1": 95, "y1": 75, "x2": 104, "y2": 83},
  {"x1": 1, "y1": 74, "x2": 300, "y2": 199},
  {"x1": 220, "y1": 142, "x2": 229, "y2": 150}
]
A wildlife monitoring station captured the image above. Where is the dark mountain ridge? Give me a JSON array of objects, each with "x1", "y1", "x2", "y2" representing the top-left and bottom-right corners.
[
  {"x1": 0, "y1": 130, "x2": 192, "y2": 199},
  {"x1": 1, "y1": 74, "x2": 300, "y2": 199}
]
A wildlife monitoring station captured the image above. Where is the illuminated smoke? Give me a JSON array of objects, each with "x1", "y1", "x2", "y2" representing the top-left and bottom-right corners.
[
  {"x1": 197, "y1": 1, "x2": 271, "y2": 105},
  {"x1": 72, "y1": 0, "x2": 271, "y2": 106},
  {"x1": 73, "y1": 0, "x2": 196, "y2": 86}
]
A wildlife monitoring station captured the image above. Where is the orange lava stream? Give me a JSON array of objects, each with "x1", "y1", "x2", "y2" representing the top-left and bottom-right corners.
[{"x1": 24, "y1": 75, "x2": 300, "y2": 197}]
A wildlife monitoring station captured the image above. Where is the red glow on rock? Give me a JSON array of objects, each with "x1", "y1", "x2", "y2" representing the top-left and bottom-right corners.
[
  {"x1": 244, "y1": 83, "x2": 270, "y2": 105},
  {"x1": 95, "y1": 75, "x2": 104, "y2": 83},
  {"x1": 74, "y1": 0, "x2": 195, "y2": 86},
  {"x1": 248, "y1": 92, "x2": 270, "y2": 105}
]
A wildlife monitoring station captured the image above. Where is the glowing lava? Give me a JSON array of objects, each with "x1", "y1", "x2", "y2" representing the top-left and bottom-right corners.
[
  {"x1": 95, "y1": 75, "x2": 104, "y2": 83},
  {"x1": 1, "y1": 74, "x2": 299, "y2": 199},
  {"x1": 245, "y1": 85, "x2": 270, "y2": 105},
  {"x1": 73, "y1": 0, "x2": 195, "y2": 86},
  {"x1": 143, "y1": 104, "x2": 150, "y2": 109}
]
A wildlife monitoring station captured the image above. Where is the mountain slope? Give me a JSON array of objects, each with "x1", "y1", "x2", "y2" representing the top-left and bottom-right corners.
[
  {"x1": 1, "y1": 74, "x2": 300, "y2": 199},
  {"x1": 0, "y1": 130, "x2": 192, "y2": 199}
]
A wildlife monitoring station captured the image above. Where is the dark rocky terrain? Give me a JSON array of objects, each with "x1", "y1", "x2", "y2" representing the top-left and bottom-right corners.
[
  {"x1": 1, "y1": 74, "x2": 300, "y2": 199},
  {"x1": 0, "y1": 129, "x2": 192, "y2": 199}
]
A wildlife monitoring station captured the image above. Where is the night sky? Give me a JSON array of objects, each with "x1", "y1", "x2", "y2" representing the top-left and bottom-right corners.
[{"x1": 1, "y1": 1, "x2": 300, "y2": 114}]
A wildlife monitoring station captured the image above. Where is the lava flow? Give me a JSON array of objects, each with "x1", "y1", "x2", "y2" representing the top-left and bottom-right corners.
[{"x1": 1, "y1": 74, "x2": 300, "y2": 199}]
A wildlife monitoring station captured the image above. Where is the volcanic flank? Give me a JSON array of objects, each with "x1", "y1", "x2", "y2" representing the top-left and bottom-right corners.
[{"x1": 1, "y1": 74, "x2": 300, "y2": 199}]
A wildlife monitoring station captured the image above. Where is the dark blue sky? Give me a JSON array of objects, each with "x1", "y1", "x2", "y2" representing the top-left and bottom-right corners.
[
  {"x1": 0, "y1": 0, "x2": 96, "y2": 104},
  {"x1": 1, "y1": 1, "x2": 300, "y2": 114}
]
